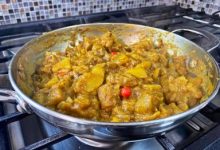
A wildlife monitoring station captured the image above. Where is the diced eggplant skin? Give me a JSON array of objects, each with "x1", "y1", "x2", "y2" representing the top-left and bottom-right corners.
[{"x1": 32, "y1": 31, "x2": 210, "y2": 122}]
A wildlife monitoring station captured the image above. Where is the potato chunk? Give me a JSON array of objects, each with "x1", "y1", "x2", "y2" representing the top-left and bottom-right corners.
[
  {"x1": 127, "y1": 66, "x2": 147, "y2": 78},
  {"x1": 44, "y1": 76, "x2": 59, "y2": 88},
  {"x1": 75, "y1": 64, "x2": 105, "y2": 92},
  {"x1": 111, "y1": 106, "x2": 131, "y2": 122},
  {"x1": 52, "y1": 57, "x2": 71, "y2": 72},
  {"x1": 112, "y1": 54, "x2": 129, "y2": 65},
  {"x1": 47, "y1": 88, "x2": 65, "y2": 106},
  {"x1": 74, "y1": 96, "x2": 91, "y2": 109},
  {"x1": 135, "y1": 94, "x2": 153, "y2": 114}
]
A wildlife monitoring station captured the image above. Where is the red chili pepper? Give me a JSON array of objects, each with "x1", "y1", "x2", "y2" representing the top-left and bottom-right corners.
[
  {"x1": 120, "y1": 86, "x2": 132, "y2": 99},
  {"x1": 111, "y1": 51, "x2": 117, "y2": 55},
  {"x1": 57, "y1": 69, "x2": 68, "y2": 77}
]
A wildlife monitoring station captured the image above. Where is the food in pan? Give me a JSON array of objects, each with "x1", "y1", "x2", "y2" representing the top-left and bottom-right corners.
[{"x1": 32, "y1": 31, "x2": 213, "y2": 122}]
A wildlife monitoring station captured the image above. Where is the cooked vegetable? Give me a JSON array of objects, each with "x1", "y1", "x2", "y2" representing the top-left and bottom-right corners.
[
  {"x1": 75, "y1": 64, "x2": 105, "y2": 92},
  {"x1": 127, "y1": 65, "x2": 147, "y2": 78},
  {"x1": 112, "y1": 54, "x2": 129, "y2": 65},
  {"x1": 135, "y1": 94, "x2": 153, "y2": 114},
  {"x1": 111, "y1": 51, "x2": 118, "y2": 55},
  {"x1": 120, "y1": 86, "x2": 132, "y2": 99},
  {"x1": 32, "y1": 31, "x2": 210, "y2": 122},
  {"x1": 52, "y1": 57, "x2": 71, "y2": 72},
  {"x1": 44, "y1": 76, "x2": 59, "y2": 88},
  {"x1": 98, "y1": 84, "x2": 120, "y2": 111}
]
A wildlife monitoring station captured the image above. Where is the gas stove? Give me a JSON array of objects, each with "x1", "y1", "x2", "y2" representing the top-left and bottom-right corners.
[{"x1": 1, "y1": 5, "x2": 220, "y2": 150}]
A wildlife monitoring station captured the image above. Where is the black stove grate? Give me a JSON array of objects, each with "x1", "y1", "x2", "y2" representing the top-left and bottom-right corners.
[
  {"x1": 0, "y1": 111, "x2": 216, "y2": 150},
  {"x1": 20, "y1": 131, "x2": 71, "y2": 150}
]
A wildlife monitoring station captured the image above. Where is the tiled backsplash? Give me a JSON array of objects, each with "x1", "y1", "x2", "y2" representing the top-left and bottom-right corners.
[
  {"x1": 176, "y1": 0, "x2": 220, "y2": 15},
  {"x1": 0, "y1": 0, "x2": 174, "y2": 25},
  {"x1": 0, "y1": 0, "x2": 220, "y2": 25}
]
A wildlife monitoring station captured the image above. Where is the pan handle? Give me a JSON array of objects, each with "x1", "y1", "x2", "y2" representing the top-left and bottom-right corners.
[
  {"x1": 0, "y1": 89, "x2": 31, "y2": 113},
  {"x1": 0, "y1": 89, "x2": 30, "y2": 126},
  {"x1": 171, "y1": 27, "x2": 220, "y2": 53},
  {"x1": 0, "y1": 89, "x2": 17, "y2": 103}
]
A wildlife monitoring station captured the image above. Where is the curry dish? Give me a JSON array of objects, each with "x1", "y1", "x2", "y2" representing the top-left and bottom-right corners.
[{"x1": 32, "y1": 31, "x2": 213, "y2": 122}]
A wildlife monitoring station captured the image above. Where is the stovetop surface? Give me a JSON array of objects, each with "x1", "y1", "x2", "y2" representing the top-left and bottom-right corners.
[{"x1": 1, "y1": 5, "x2": 220, "y2": 150}]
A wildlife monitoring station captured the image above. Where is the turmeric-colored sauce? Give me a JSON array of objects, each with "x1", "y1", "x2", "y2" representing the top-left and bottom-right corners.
[{"x1": 32, "y1": 32, "x2": 212, "y2": 122}]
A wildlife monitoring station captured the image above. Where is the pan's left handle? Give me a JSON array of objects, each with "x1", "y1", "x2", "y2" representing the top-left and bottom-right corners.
[
  {"x1": 171, "y1": 27, "x2": 220, "y2": 53},
  {"x1": 0, "y1": 89, "x2": 17, "y2": 103},
  {"x1": 0, "y1": 89, "x2": 30, "y2": 125}
]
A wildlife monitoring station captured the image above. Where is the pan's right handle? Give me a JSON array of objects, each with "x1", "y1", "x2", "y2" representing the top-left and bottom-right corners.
[
  {"x1": 0, "y1": 89, "x2": 30, "y2": 125},
  {"x1": 171, "y1": 27, "x2": 220, "y2": 53}
]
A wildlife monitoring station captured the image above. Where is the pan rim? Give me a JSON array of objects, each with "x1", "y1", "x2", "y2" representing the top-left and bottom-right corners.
[{"x1": 8, "y1": 22, "x2": 220, "y2": 126}]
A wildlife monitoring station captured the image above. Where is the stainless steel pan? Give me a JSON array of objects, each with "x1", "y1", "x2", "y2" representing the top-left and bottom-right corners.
[{"x1": 0, "y1": 23, "x2": 220, "y2": 144}]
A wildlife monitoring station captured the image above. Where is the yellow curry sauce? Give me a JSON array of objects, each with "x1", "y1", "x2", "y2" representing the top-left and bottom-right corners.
[{"x1": 32, "y1": 32, "x2": 212, "y2": 122}]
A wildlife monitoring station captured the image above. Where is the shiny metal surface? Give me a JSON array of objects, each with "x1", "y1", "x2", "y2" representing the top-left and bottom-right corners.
[
  {"x1": 171, "y1": 27, "x2": 220, "y2": 52},
  {"x1": 75, "y1": 136, "x2": 128, "y2": 148},
  {"x1": 1, "y1": 23, "x2": 220, "y2": 142},
  {"x1": 0, "y1": 89, "x2": 17, "y2": 103}
]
